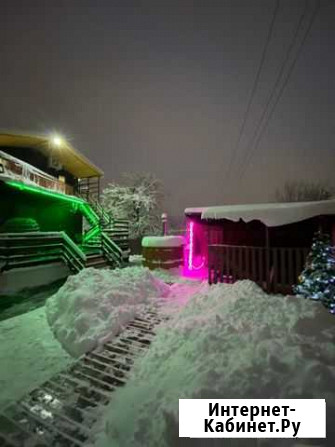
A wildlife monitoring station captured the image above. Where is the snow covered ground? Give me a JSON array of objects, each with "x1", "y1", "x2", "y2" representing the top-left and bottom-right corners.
[
  {"x1": 93, "y1": 280, "x2": 335, "y2": 447},
  {"x1": 0, "y1": 279, "x2": 65, "y2": 322},
  {"x1": 0, "y1": 267, "x2": 171, "y2": 412},
  {"x1": 1, "y1": 265, "x2": 334, "y2": 446},
  {"x1": 0, "y1": 306, "x2": 73, "y2": 410},
  {"x1": 152, "y1": 266, "x2": 203, "y2": 284}
]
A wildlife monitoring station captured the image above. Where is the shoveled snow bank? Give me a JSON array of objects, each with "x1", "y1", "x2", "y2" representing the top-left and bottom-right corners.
[
  {"x1": 46, "y1": 267, "x2": 170, "y2": 358},
  {"x1": 0, "y1": 307, "x2": 73, "y2": 410},
  {"x1": 94, "y1": 280, "x2": 335, "y2": 447},
  {"x1": 142, "y1": 236, "x2": 185, "y2": 248}
]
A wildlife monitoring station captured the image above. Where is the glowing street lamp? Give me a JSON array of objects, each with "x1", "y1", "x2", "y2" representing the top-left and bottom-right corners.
[{"x1": 51, "y1": 135, "x2": 64, "y2": 147}]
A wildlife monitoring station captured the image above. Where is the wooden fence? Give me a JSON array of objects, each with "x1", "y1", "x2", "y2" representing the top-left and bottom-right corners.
[{"x1": 208, "y1": 244, "x2": 310, "y2": 294}]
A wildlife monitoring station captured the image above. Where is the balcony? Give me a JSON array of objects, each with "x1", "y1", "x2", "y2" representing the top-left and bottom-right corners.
[{"x1": 0, "y1": 150, "x2": 70, "y2": 194}]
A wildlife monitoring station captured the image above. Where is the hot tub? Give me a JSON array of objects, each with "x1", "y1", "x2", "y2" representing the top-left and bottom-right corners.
[{"x1": 142, "y1": 236, "x2": 185, "y2": 270}]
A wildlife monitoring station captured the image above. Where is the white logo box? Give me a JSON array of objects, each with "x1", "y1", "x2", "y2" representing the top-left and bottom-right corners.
[{"x1": 179, "y1": 399, "x2": 326, "y2": 438}]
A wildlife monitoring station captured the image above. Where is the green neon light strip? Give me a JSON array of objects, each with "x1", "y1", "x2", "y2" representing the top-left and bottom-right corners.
[
  {"x1": 81, "y1": 203, "x2": 99, "y2": 225},
  {"x1": 83, "y1": 225, "x2": 101, "y2": 243},
  {"x1": 7, "y1": 179, "x2": 100, "y2": 226},
  {"x1": 7, "y1": 180, "x2": 85, "y2": 205}
]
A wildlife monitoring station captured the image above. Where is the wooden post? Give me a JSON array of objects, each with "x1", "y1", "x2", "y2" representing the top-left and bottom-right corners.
[
  {"x1": 265, "y1": 226, "x2": 271, "y2": 292},
  {"x1": 208, "y1": 244, "x2": 212, "y2": 285}
]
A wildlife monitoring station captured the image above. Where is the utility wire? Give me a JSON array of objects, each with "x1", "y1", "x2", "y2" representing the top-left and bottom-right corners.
[
  {"x1": 234, "y1": 0, "x2": 309, "y2": 181},
  {"x1": 223, "y1": 0, "x2": 280, "y2": 190},
  {"x1": 237, "y1": 0, "x2": 321, "y2": 182}
]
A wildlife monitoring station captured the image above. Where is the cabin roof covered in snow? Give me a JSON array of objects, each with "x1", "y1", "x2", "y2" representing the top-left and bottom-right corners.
[{"x1": 185, "y1": 199, "x2": 335, "y2": 227}]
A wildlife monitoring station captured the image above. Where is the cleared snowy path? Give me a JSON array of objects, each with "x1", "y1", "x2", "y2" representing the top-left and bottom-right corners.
[
  {"x1": 0, "y1": 306, "x2": 74, "y2": 411},
  {"x1": 0, "y1": 310, "x2": 166, "y2": 446},
  {"x1": 0, "y1": 267, "x2": 203, "y2": 446}
]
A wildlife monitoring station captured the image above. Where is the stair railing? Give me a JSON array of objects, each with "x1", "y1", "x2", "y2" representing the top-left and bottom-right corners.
[
  {"x1": 76, "y1": 192, "x2": 112, "y2": 227},
  {"x1": 75, "y1": 192, "x2": 129, "y2": 264},
  {"x1": 101, "y1": 231, "x2": 123, "y2": 267},
  {"x1": 60, "y1": 231, "x2": 87, "y2": 272},
  {"x1": 0, "y1": 232, "x2": 86, "y2": 274},
  {"x1": 82, "y1": 225, "x2": 101, "y2": 245}
]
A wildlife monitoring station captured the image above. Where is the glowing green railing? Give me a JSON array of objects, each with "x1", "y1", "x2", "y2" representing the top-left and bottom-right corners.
[
  {"x1": 101, "y1": 231, "x2": 123, "y2": 267},
  {"x1": 5, "y1": 180, "x2": 129, "y2": 267},
  {"x1": 0, "y1": 232, "x2": 86, "y2": 273}
]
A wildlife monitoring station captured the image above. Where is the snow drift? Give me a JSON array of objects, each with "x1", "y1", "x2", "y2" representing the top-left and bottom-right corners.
[
  {"x1": 45, "y1": 267, "x2": 170, "y2": 357},
  {"x1": 94, "y1": 280, "x2": 335, "y2": 447}
]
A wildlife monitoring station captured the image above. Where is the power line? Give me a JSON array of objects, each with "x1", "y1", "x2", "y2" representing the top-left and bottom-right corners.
[
  {"x1": 234, "y1": 0, "x2": 309, "y2": 182},
  {"x1": 223, "y1": 0, "x2": 280, "y2": 191},
  {"x1": 237, "y1": 0, "x2": 321, "y2": 182}
]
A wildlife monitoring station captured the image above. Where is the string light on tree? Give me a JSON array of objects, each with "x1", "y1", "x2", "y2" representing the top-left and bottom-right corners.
[{"x1": 294, "y1": 231, "x2": 335, "y2": 314}]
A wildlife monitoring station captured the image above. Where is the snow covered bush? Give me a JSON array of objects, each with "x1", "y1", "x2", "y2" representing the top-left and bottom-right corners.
[
  {"x1": 102, "y1": 172, "x2": 164, "y2": 238},
  {"x1": 94, "y1": 280, "x2": 335, "y2": 447},
  {"x1": 45, "y1": 267, "x2": 170, "y2": 357}
]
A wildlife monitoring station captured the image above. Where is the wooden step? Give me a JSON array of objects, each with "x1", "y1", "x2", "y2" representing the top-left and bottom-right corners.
[{"x1": 85, "y1": 254, "x2": 108, "y2": 269}]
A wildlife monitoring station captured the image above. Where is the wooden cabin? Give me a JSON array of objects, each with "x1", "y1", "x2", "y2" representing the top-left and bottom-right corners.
[
  {"x1": 0, "y1": 133, "x2": 129, "y2": 293},
  {"x1": 185, "y1": 201, "x2": 335, "y2": 293}
]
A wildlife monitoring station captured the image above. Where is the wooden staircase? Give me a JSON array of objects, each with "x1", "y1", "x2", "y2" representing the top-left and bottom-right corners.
[
  {"x1": 81, "y1": 245, "x2": 108, "y2": 269},
  {"x1": 81, "y1": 198, "x2": 130, "y2": 267}
]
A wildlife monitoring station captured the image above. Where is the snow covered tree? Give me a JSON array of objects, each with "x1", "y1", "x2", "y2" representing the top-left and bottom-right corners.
[
  {"x1": 102, "y1": 172, "x2": 164, "y2": 239},
  {"x1": 294, "y1": 231, "x2": 335, "y2": 314}
]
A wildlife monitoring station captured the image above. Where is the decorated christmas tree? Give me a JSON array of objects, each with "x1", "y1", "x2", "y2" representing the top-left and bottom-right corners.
[{"x1": 294, "y1": 230, "x2": 335, "y2": 314}]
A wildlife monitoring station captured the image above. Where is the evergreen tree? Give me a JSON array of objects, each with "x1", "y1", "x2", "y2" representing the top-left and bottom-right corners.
[{"x1": 294, "y1": 231, "x2": 335, "y2": 314}]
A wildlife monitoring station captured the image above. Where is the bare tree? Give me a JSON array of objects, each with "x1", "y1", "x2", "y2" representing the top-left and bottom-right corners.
[{"x1": 275, "y1": 181, "x2": 334, "y2": 203}]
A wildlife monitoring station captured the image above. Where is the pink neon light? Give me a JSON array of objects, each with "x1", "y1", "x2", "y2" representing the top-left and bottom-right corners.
[
  {"x1": 188, "y1": 220, "x2": 194, "y2": 270},
  {"x1": 187, "y1": 220, "x2": 205, "y2": 271},
  {"x1": 183, "y1": 218, "x2": 207, "y2": 279},
  {"x1": 192, "y1": 257, "x2": 205, "y2": 270}
]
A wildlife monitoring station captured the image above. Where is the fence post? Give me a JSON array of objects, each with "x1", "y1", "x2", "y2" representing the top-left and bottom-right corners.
[
  {"x1": 208, "y1": 245, "x2": 212, "y2": 285},
  {"x1": 265, "y1": 227, "x2": 271, "y2": 292}
]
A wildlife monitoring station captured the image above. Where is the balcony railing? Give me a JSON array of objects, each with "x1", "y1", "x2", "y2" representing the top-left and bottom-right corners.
[{"x1": 0, "y1": 150, "x2": 66, "y2": 193}]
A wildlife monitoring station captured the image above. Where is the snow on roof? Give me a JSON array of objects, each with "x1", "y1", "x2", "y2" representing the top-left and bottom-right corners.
[
  {"x1": 183, "y1": 207, "x2": 204, "y2": 215},
  {"x1": 185, "y1": 199, "x2": 335, "y2": 227},
  {"x1": 142, "y1": 236, "x2": 185, "y2": 248}
]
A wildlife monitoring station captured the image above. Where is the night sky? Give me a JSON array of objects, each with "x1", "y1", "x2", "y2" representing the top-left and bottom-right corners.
[{"x1": 1, "y1": 0, "x2": 334, "y2": 217}]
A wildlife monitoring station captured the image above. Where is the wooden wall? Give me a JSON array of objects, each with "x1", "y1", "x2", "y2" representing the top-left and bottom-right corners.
[{"x1": 203, "y1": 215, "x2": 335, "y2": 248}]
